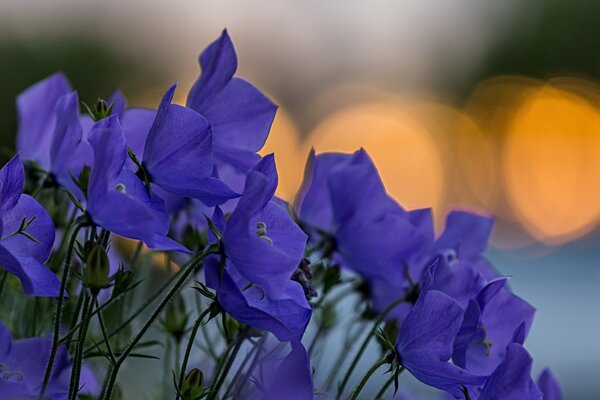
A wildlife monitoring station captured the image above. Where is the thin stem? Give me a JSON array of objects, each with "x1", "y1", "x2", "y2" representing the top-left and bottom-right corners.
[
  {"x1": 374, "y1": 366, "x2": 404, "y2": 399},
  {"x1": 0, "y1": 270, "x2": 8, "y2": 303},
  {"x1": 100, "y1": 252, "x2": 211, "y2": 400},
  {"x1": 349, "y1": 357, "x2": 387, "y2": 400},
  {"x1": 61, "y1": 292, "x2": 120, "y2": 345},
  {"x1": 175, "y1": 305, "x2": 213, "y2": 400},
  {"x1": 84, "y1": 261, "x2": 190, "y2": 355},
  {"x1": 68, "y1": 291, "x2": 95, "y2": 400},
  {"x1": 96, "y1": 297, "x2": 116, "y2": 363},
  {"x1": 130, "y1": 241, "x2": 144, "y2": 267},
  {"x1": 38, "y1": 223, "x2": 83, "y2": 400},
  {"x1": 336, "y1": 295, "x2": 407, "y2": 400},
  {"x1": 207, "y1": 328, "x2": 248, "y2": 400},
  {"x1": 223, "y1": 337, "x2": 263, "y2": 399}
]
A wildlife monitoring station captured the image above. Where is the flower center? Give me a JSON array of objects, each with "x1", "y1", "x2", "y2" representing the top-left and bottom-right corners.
[{"x1": 255, "y1": 222, "x2": 273, "y2": 245}]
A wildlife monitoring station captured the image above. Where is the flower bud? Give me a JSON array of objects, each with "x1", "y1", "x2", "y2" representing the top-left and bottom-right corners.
[
  {"x1": 160, "y1": 295, "x2": 188, "y2": 341},
  {"x1": 84, "y1": 244, "x2": 110, "y2": 294},
  {"x1": 111, "y1": 267, "x2": 134, "y2": 299},
  {"x1": 180, "y1": 368, "x2": 204, "y2": 400}
]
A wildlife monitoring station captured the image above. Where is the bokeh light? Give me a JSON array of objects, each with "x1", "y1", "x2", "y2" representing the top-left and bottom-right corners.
[
  {"x1": 503, "y1": 84, "x2": 600, "y2": 244},
  {"x1": 305, "y1": 102, "x2": 445, "y2": 212}
]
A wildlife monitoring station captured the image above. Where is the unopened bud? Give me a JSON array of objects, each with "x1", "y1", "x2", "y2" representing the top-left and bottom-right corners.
[
  {"x1": 111, "y1": 268, "x2": 134, "y2": 298},
  {"x1": 181, "y1": 368, "x2": 204, "y2": 400},
  {"x1": 161, "y1": 295, "x2": 188, "y2": 341},
  {"x1": 85, "y1": 245, "x2": 110, "y2": 294}
]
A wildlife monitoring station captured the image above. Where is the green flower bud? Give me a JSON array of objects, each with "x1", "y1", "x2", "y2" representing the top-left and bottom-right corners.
[
  {"x1": 84, "y1": 245, "x2": 110, "y2": 294},
  {"x1": 181, "y1": 368, "x2": 204, "y2": 400},
  {"x1": 160, "y1": 295, "x2": 188, "y2": 341},
  {"x1": 111, "y1": 267, "x2": 134, "y2": 299}
]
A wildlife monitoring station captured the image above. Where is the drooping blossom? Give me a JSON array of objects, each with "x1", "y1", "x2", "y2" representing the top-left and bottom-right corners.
[
  {"x1": 86, "y1": 117, "x2": 188, "y2": 252},
  {"x1": 0, "y1": 155, "x2": 58, "y2": 296},
  {"x1": 394, "y1": 264, "x2": 486, "y2": 398}
]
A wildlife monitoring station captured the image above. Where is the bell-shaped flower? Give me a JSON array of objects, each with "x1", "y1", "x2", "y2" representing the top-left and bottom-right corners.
[
  {"x1": 297, "y1": 149, "x2": 432, "y2": 282},
  {"x1": 249, "y1": 340, "x2": 314, "y2": 400},
  {"x1": 394, "y1": 265, "x2": 486, "y2": 398},
  {"x1": 138, "y1": 83, "x2": 238, "y2": 206},
  {"x1": 205, "y1": 254, "x2": 312, "y2": 341},
  {"x1": 537, "y1": 368, "x2": 563, "y2": 400},
  {"x1": 0, "y1": 321, "x2": 98, "y2": 399},
  {"x1": 0, "y1": 155, "x2": 58, "y2": 296},
  {"x1": 187, "y1": 29, "x2": 277, "y2": 172},
  {"x1": 86, "y1": 118, "x2": 188, "y2": 252},
  {"x1": 451, "y1": 278, "x2": 535, "y2": 376},
  {"x1": 16, "y1": 72, "x2": 71, "y2": 168},
  {"x1": 477, "y1": 331, "x2": 542, "y2": 400},
  {"x1": 222, "y1": 155, "x2": 307, "y2": 299}
]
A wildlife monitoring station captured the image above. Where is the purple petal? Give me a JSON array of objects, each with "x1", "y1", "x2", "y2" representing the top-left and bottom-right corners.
[
  {"x1": 260, "y1": 341, "x2": 314, "y2": 400},
  {"x1": 0, "y1": 154, "x2": 25, "y2": 212},
  {"x1": 537, "y1": 368, "x2": 563, "y2": 400},
  {"x1": 205, "y1": 257, "x2": 311, "y2": 341},
  {"x1": 0, "y1": 246, "x2": 60, "y2": 296},
  {"x1": 479, "y1": 343, "x2": 542, "y2": 400},
  {"x1": 435, "y1": 211, "x2": 494, "y2": 261},
  {"x1": 16, "y1": 72, "x2": 71, "y2": 167}
]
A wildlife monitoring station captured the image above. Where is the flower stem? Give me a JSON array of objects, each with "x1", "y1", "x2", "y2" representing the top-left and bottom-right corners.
[
  {"x1": 100, "y1": 252, "x2": 211, "y2": 400},
  {"x1": 175, "y1": 305, "x2": 214, "y2": 400},
  {"x1": 349, "y1": 357, "x2": 387, "y2": 400},
  {"x1": 374, "y1": 366, "x2": 404, "y2": 399},
  {"x1": 38, "y1": 222, "x2": 83, "y2": 400},
  {"x1": 68, "y1": 291, "x2": 95, "y2": 400},
  {"x1": 207, "y1": 327, "x2": 249, "y2": 400},
  {"x1": 336, "y1": 295, "x2": 407, "y2": 400},
  {"x1": 0, "y1": 270, "x2": 8, "y2": 302}
]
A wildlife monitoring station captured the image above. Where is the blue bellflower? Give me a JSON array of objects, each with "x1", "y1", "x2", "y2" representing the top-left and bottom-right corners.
[
  {"x1": 477, "y1": 329, "x2": 542, "y2": 400},
  {"x1": 537, "y1": 368, "x2": 563, "y2": 400},
  {"x1": 250, "y1": 340, "x2": 314, "y2": 400},
  {"x1": 221, "y1": 155, "x2": 307, "y2": 299},
  {"x1": 86, "y1": 118, "x2": 188, "y2": 252},
  {"x1": 0, "y1": 155, "x2": 59, "y2": 296},
  {"x1": 187, "y1": 29, "x2": 277, "y2": 173},
  {"x1": 0, "y1": 321, "x2": 99, "y2": 399},
  {"x1": 297, "y1": 149, "x2": 432, "y2": 282},
  {"x1": 395, "y1": 265, "x2": 486, "y2": 398}
]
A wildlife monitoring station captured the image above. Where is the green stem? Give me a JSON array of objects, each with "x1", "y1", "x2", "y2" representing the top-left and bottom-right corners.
[
  {"x1": 61, "y1": 294, "x2": 118, "y2": 345},
  {"x1": 349, "y1": 357, "x2": 387, "y2": 400},
  {"x1": 374, "y1": 366, "x2": 404, "y2": 399},
  {"x1": 68, "y1": 291, "x2": 95, "y2": 400},
  {"x1": 336, "y1": 295, "x2": 407, "y2": 400},
  {"x1": 175, "y1": 305, "x2": 213, "y2": 400},
  {"x1": 38, "y1": 223, "x2": 83, "y2": 400},
  {"x1": 100, "y1": 252, "x2": 211, "y2": 400},
  {"x1": 0, "y1": 270, "x2": 8, "y2": 303},
  {"x1": 84, "y1": 260, "x2": 193, "y2": 356},
  {"x1": 207, "y1": 328, "x2": 248, "y2": 400},
  {"x1": 96, "y1": 297, "x2": 116, "y2": 363}
]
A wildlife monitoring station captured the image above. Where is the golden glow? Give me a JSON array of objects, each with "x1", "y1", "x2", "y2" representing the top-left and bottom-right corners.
[
  {"x1": 305, "y1": 102, "x2": 444, "y2": 211},
  {"x1": 503, "y1": 85, "x2": 600, "y2": 244},
  {"x1": 259, "y1": 108, "x2": 304, "y2": 201}
]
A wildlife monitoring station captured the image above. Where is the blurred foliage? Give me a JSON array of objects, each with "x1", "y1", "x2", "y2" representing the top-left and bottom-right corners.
[
  {"x1": 462, "y1": 0, "x2": 600, "y2": 97},
  {"x1": 0, "y1": 36, "x2": 165, "y2": 163}
]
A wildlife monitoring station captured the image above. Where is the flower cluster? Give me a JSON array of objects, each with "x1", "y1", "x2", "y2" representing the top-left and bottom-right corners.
[{"x1": 0, "y1": 29, "x2": 562, "y2": 400}]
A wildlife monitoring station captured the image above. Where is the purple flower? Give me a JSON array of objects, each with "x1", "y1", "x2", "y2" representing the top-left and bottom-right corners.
[
  {"x1": 187, "y1": 29, "x2": 277, "y2": 173},
  {"x1": 86, "y1": 118, "x2": 188, "y2": 252},
  {"x1": 139, "y1": 83, "x2": 238, "y2": 206},
  {"x1": 222, "y1": 155, "x2": 307, "y2": 299},
  {"x1": 297, "y1": 149, "x2": 432, "y2": 282},
  {"x1": 0, "y1": 321, "x2": 98, "y2": 399},
  {"x1": 394, "y1": 265, "x2": 486, "y2": 398},
  {"x1": 0, "y1": 155, "x2": 58, "y2": 296},
  {"x1": 250, "y1": 340, "x2": 314, "y2": 400},
  {"x1": 205, "y1": 255, "x2": 311, "y2": 341},
  {"x1": 478, "y1": 342, "x2": 542, "y2": 400},
  {"x1": 537, "y1": 368, "x2": 563, "y2": 400},
  {"x1": 16, "y1": 72, "x2": 71, "y2": 169}
]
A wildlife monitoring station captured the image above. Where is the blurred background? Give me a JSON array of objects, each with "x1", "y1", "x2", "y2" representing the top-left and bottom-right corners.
[{"x1": 1, "y1": 0, "x2": 599, "y2": 398}]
